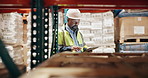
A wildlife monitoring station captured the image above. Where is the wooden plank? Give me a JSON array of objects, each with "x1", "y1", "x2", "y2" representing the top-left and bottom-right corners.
[
  {"x1": 35, "y1": 53, "x2": 148, "y2": 78},
  {"x1": 0, "y1": 65, "x2": 26, "y2": 78},
  {"x1": 20, "y1": 67, "x2": 148, "y2": 78},
  {"x1": 39, "y1": 53, "x2": 148, "y2": 67},
  {"x1": 55, "y1": 52, "x2": 147, "y2": 57}
]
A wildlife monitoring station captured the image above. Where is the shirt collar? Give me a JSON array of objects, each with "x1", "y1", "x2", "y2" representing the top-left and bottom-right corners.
[{"x1": 66, "y1": 24, "x2": 74, "y2": 34}]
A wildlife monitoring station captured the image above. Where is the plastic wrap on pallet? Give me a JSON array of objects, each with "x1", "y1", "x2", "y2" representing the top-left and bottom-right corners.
[
  {"x1": 92, "y1": 48, "x2": 115, "y2": 53},
  {"x1": 118, "y1": 12, "x2": 148, "y2": 18},
  {"x1": 91, "y1": 22, "x2": 102, "y2": 28},
  {"x1": 0, "y1": 13, "x2": 23, "y2": 44},
  {"x1": 120, "y1": 43, "x2": 148, "y2": 53},
  {"x1": 81, "y1": 13, "x2": 91, "y2": 18},
  {"x1": 92, "y1": 37, "x2": 102, "y2": 44},
  {"x1": 83, "y1": 34, "x2": 94, "y2": 38}
]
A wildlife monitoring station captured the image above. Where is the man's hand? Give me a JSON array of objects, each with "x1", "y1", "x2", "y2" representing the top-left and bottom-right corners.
[{"x1": 71, "y1": 46, "x2": 82, "y2": 52}]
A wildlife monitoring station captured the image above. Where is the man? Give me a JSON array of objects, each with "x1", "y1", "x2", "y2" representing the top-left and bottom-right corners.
[{"x1": 58, "y1": 9, "x2": 87, "y2": 53}]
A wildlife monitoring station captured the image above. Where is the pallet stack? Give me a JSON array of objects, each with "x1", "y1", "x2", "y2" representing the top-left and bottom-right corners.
[
  {"x1": 119, "y1": 17, "x2": 148, "y2": 53},
  {"x1": 79, "y1": 11, "x2": 115, "y2": 53},
  {"x1": 0, "y1": 12, "x2": 24, "y2": 65}
]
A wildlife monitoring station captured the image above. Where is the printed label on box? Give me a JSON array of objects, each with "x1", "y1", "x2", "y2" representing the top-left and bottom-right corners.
[
  {"x1": 134, "y1": 26, "x2": 144, "y2": 34},
  {"x1": 137, "y1": 17, "x2": 142, "y2": 21}
]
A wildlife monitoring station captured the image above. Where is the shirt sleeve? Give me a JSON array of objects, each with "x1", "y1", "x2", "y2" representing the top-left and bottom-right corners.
[{"x1": 58, "y1": 46, "x2": 72, "y2": 52}]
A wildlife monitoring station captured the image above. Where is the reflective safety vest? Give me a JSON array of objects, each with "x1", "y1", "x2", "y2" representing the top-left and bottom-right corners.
[{"x1": 58, "y1": 29, "x2": 87, "y2": 52}]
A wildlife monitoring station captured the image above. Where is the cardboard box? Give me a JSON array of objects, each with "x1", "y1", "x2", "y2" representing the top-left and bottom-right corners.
[{"x1": 120, "y1": 17, "x2": 148, "y2": 40}]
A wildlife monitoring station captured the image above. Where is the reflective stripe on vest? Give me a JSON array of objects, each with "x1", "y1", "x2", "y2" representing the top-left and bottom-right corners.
[{"x1": 58, "y1": 30, "x2": 83, "y2": 47}]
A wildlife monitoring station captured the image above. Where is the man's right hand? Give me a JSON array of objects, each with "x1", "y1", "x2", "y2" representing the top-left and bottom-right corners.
[{"x1": 71, "y1": 46, "x2": 82, "y2": 52}]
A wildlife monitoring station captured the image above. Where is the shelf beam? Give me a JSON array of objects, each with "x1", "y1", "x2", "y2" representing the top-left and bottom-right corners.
[
  {"x1": 44, "y1": 0, "x2": 148, "y2": 9},
  {"x1": 1, "y1": 0, "x2": 148, "y2": 9},
  {"x1": 0, "y1": 9, "x2": 30, "y2": 13},
  {"x1": 0, "y1": 0, "x2": 30, "y2": 8}
]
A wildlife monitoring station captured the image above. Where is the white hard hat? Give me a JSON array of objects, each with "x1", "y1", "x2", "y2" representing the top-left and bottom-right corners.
[{"x1": 66, "y1": 9, "x2": 81, "y2": 19}]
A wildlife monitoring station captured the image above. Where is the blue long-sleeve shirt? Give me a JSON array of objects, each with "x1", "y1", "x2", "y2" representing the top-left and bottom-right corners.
[{"x1": 58, "y1": 24, "x2": 82, "y2": 52}]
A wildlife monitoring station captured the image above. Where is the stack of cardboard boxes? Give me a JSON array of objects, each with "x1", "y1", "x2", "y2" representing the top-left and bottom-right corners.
[
  {"x1": 119, "y1": 17, "x2": 148, "y2": 53},
  {"x1": 79, "y1": 11, "x2": 115, "y2": 53},
  {"x1": 0, "y1": 12, "x2": 24, "y2": 65}
]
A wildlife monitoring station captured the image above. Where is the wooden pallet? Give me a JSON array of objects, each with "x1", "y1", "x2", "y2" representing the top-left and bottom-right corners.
[
  {"x1": 31, "y1": 53, "x2": 148, "y2": 78},
  {"x1": 120, "y1": 38, "x2": 148, "y2": 44},
  {"x1": 21, "y1": 67, "x2": 148, "y2": 78}
]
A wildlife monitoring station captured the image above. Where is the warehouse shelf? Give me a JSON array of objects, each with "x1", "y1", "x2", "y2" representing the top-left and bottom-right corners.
[
  {"x1": 21, "y1": 52, "x2": 148, "y2": 78},
  {"x1": 0, "y1": 0, "x2": 148, "y2": 13},
  {"x1": 1, "y1": 0, "x2": 148, "y2": 77}
]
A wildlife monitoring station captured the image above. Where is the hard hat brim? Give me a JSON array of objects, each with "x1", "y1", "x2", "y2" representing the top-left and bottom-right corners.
[{"x1": 67, "y1": 16, "x2": 81, "y2": 19}]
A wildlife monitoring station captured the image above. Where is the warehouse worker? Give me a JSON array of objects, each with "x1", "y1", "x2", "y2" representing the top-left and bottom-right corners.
[{"x1": 58, "y1": 9, "x2": 88, "y2": 53}]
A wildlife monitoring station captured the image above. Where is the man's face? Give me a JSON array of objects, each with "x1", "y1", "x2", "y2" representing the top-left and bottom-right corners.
[{"x1": 68, "y1": 18, "x2": 80, "y2": 31}]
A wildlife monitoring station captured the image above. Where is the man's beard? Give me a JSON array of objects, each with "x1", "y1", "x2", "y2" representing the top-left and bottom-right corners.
[{"x1": 70, "y1": 25, "x2": 79, "y2": 31}]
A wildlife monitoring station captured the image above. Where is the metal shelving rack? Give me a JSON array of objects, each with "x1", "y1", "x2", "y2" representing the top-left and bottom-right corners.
[
  {"x1": 30, "y1": 0, "x2": 50, "y2": 68},
  {"x1": 0, "y1": 0, "x2": 148, "y2": 75},
  {"x1": 44, "y1": 0, "x2": 148, "y2": 56}
]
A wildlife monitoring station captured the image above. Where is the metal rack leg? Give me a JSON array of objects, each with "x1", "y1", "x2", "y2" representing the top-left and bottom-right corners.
[
  {"x1": 50, "y1": 5, "x2": 59, "y2": 56},
  {"x1": 31, "y1": 0, "x2": 49, "y2": 68},
  {"x1": 43, "y1": 8, "x2": 49, "y2": 61}
]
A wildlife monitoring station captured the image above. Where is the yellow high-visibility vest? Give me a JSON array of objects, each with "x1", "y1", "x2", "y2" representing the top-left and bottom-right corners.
[{"x1": 58, "y1": 29, "x2": 87, "y2": 52}]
